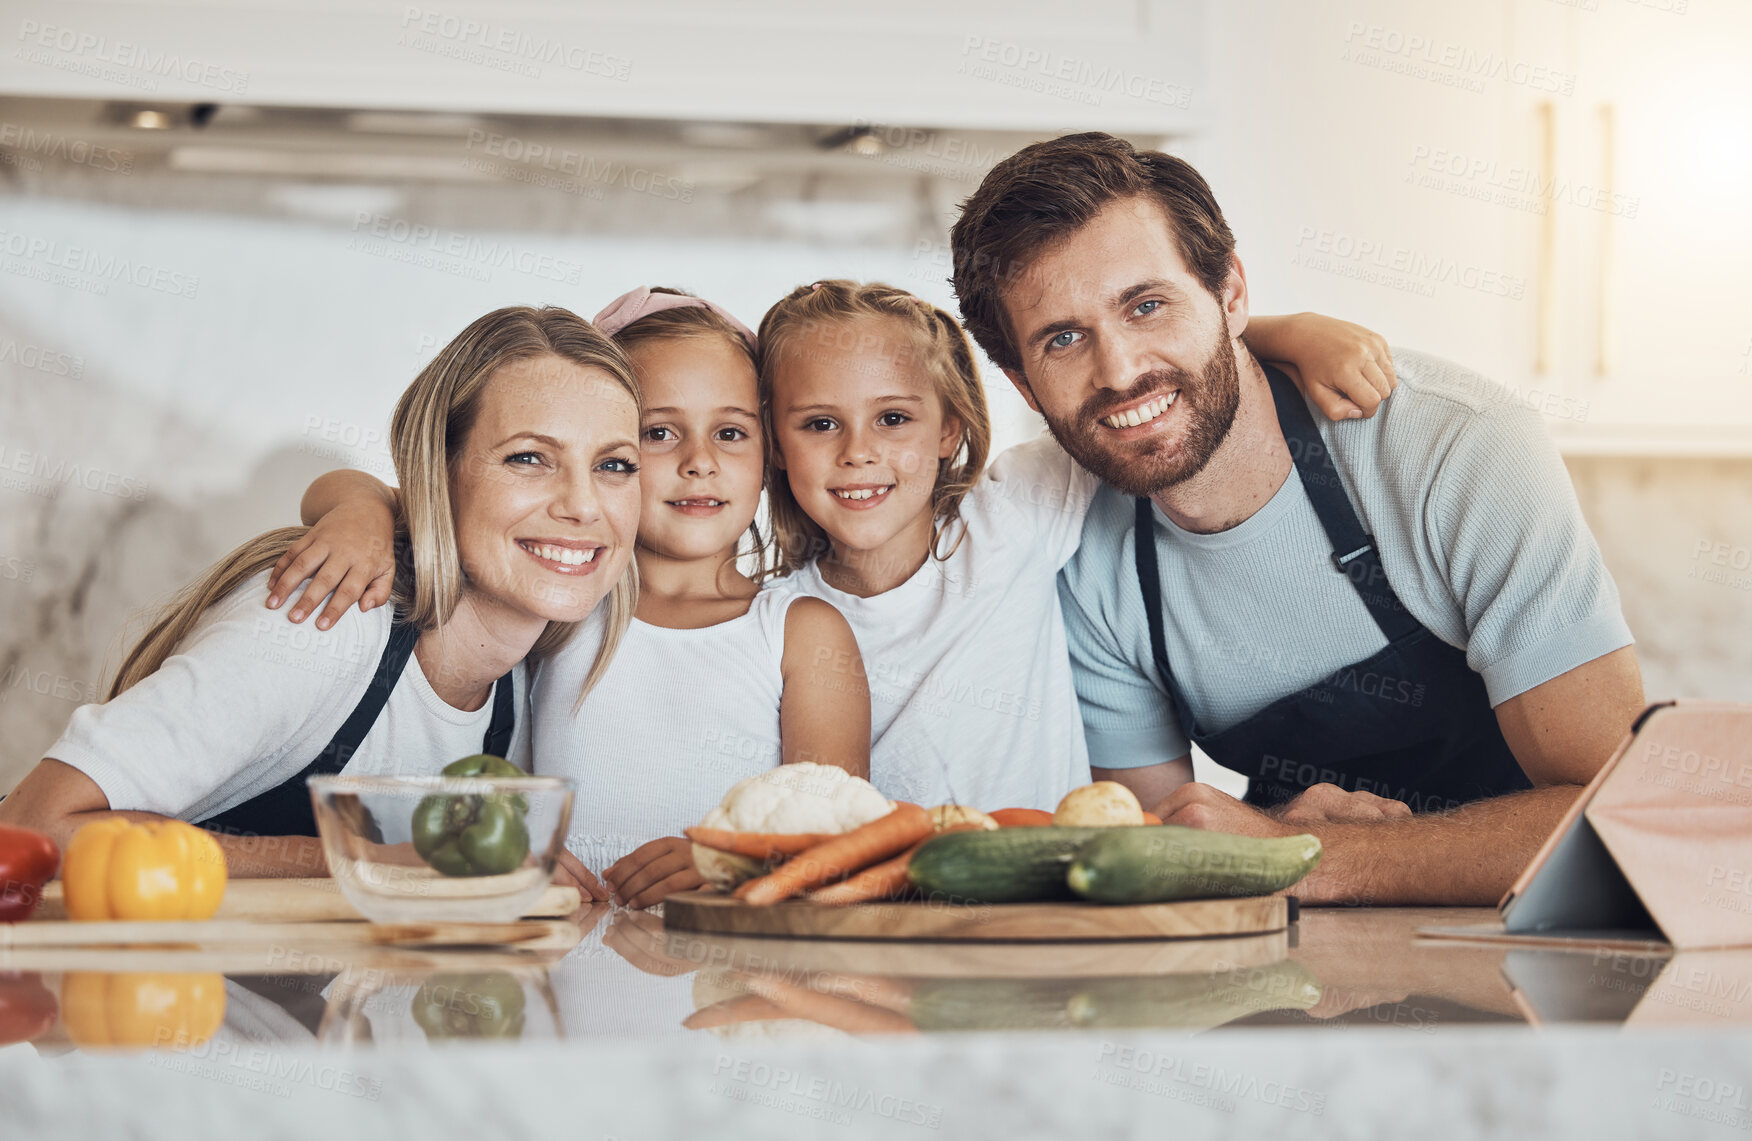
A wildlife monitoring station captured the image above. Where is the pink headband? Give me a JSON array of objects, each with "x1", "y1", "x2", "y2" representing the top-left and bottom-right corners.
[{"x1": 592, "y1": 286, "x2": 758, "y2": 349}]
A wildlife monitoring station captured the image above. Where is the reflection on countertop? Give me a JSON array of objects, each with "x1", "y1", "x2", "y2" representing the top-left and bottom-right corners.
[{"x1": 6, "y1": 903, "x2": 1735, "y2": 1057}]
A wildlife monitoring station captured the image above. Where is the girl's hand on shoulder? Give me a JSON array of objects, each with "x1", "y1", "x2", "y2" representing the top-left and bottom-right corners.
[
  {"x1": 1251, "y1": 313, "x2": 1396, "y2": 421},
  {"x1": 266, "y1": 498, "x2": 397, "y2": 629},
  {"x1": 604, "y1": 836, "x2": 704, "y2": 909}
]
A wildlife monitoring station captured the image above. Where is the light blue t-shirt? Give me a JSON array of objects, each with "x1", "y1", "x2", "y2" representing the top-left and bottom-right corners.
[{"x1": 1058, "y1": 348, "x2": 1635, "y2": 770}]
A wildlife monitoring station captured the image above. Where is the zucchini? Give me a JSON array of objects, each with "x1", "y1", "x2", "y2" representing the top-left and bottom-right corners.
[
  {"x1": 907, "y1": 827, "x2": 1105, "y2": 904},
  {"x1": 1066, "y1": 826, "x2": 1321, "y2": 904}
]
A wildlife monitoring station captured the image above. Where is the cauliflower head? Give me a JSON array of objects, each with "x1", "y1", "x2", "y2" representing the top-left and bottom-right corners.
[
  {"x1": 692, "y1": 764, "x2": 893, "y2": 891},
  {"x1": 698, "y1": 762, "x2": 892, "y2": 835}
]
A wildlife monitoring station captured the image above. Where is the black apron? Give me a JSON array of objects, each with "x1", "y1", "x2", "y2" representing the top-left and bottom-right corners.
[
  {"x1": 199, "y1": 620, "x2": 516, "y2": 838},
  {"x1": 1130, "y1": 365, "x2": 1530, "y2": 813}
]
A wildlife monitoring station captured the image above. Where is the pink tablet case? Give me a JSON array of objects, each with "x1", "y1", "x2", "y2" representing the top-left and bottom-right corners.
[{"x1": 1499, "y1": 702, "x2": 1752, "y2": 950}]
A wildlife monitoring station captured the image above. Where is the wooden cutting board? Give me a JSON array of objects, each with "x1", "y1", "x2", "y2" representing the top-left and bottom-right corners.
[
  {"x1": 34, "y1": 878, "x2": 581, "y2": 922},
  {"x1": 663, "y1": 890, "x2": 1287, "y2": 942},
  {"x1": 656, "y1": 925, "x2": 1290, "y2": 976}
]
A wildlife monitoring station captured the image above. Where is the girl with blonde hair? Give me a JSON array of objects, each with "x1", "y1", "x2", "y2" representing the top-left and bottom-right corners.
[{"x1": 754, "y1": 281, "x2": 1387, "y2": 809}]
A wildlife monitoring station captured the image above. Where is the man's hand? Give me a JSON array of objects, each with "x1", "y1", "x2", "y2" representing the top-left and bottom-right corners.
[
  {"x1": 552, "y1": 847, "x2": 610, "y2": 903},
  {"x1": 604, "y1": 837, "x2": 705, "y2": 910},
  {"x1": 1151, "y1": 782, "x2": 1297, "y2": 838},
  {"x1": 1274, "y1": 784, "x2": 1412, "y2": 827},
  {"x1": 1153, "y1": 781, "x2": 1412, "y2": 836}
]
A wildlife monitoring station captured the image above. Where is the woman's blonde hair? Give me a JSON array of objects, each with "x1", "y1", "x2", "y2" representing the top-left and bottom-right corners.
[
  {"x1": 755, "y1": 280, "x2": 992, "y2": 578},
  {"x1": 109, "y1": 305, "x2": 641, "y2": 702}
]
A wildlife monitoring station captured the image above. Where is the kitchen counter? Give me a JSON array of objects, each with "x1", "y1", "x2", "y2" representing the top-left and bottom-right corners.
[{"x1": 5, "y1": 904, "x2": 1751, "y2": 1139}]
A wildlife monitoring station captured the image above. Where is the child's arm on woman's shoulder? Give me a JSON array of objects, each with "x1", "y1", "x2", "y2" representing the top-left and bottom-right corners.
[
  {"x1": 265, "y1": 470, "x2": 401, "y2": 629},
  {"x1": 1244, "y1": 313, "x2": 1396, "y2": 421},
  {"x1": 779, "y1": 598, "x2": 872, "y2": 779}
]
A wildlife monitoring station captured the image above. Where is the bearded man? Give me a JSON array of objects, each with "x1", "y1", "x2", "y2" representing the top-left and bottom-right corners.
[{"x1": 950, "y1": 133, "x2": 1645, "y2": 905}]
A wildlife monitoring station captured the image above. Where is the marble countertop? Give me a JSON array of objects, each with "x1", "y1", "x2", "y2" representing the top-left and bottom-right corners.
[{"x1": 5, "y1": 904, "x2": 1750, "y2": 1139}]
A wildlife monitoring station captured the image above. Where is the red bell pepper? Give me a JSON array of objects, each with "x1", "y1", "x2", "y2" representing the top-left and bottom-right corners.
[
  {"x1": 0, "y1": 824, "x2": 60, "y2": 922},
  {"x1": 0, "y1": 972, "x2": 57, "y2": 1045}
]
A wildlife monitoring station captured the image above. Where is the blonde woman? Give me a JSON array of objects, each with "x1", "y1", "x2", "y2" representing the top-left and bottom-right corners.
[{"x1": 0, "y1": 306, "x2": 640, "y2": 887}]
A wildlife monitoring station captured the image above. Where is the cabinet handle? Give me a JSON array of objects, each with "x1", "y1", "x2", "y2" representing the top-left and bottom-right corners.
[
  {"x1": 1535, "y1": 101, "x2": 1557, "y2": 375},
  {"x1": 1596, "y1": 103, "x2": 1615, "y2": 377}
]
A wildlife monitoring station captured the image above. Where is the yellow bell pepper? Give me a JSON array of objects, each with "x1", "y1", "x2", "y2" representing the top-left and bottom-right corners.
[
  {"x1": 61, "y1": 972, "x2": 227, "y2": 1050},
  {"x1": 62, "y1": 818, "x2": 227, "y2": 921}
]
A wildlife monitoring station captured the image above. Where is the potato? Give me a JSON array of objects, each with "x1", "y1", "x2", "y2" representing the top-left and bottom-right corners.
[
  {"x1": 929, "y1": 804, "x2": 999, "y2": 832},
  {"x1": 1053, "y1": 781, "x2": 1145, "y2": 827}
]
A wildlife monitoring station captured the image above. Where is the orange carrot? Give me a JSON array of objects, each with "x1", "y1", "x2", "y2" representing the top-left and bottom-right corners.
[
  {"x1": 1140, "y1": 811, "x2": 1163, "y2": 826},
  {"x1": 989, "y1": 807, "x2": 1054, "y2": 828},
  {"x1": 733, "y1": 804, "x2": 933, "y2": 906},
  {"x1": 683, "y1": 827, "x2": 834, "y2": 861},
  {"x1": 682, "y1": 994, "x2": 790, "y2": 1030},
  {"x1": 807, "y1": 823, "x2": 979, "y2": 906},
  {"x1": 741, "y1": 974, "x2": 919, "y2": 1035}
]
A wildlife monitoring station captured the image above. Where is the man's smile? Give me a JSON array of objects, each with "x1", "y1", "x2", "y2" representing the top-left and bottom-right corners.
[{"x1": 1099, "y1": 391, "x2": 1179, "y2": 431}]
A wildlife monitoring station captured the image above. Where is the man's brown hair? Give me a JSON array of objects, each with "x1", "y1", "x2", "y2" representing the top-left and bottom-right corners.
[{"x1": 949, "y1": 131, "x2": 1237, "y2": 375}]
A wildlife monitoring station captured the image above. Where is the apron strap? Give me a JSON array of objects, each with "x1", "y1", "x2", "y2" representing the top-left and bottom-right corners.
[
  {"x1": 197, "y1": 619, "x2": 420, "y2": 838},
  {"x1": 1131, "y1": 495, "x2": 1201, "y2": 736},
  {"x1": 482, "y1": 669, "x2": 515, "y2": 757},
  {"x1": 318, "y1": 620, "x2": 422, "y2": 771},
  {"x1": 1263, "y1": 364, "x2": 1421, "y2": 643}
]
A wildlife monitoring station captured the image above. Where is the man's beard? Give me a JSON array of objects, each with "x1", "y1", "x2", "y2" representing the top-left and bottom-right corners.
[{"x1": 1037, "y1": 327, "x2": 1242, "y2": 498}]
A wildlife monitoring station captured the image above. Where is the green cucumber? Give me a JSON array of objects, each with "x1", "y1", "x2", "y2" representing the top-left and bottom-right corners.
[
  {"x1": 1066, "y1": 826, "x2": 1322, "y2": 903},
  {"x1": 907, "y1": 827, "x2": 1105, "y2": 904}
]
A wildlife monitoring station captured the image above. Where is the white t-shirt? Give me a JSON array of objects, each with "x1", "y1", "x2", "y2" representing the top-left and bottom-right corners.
[
  {"x1": 766, "y1": 433, "x2": 1098, "y2": 812},
  {"x1": 531, "y1": 590, "x2": 803, "y2": 875},
  {"x1": 48, "y1": 568, "x2": 531, "y2": 824}
]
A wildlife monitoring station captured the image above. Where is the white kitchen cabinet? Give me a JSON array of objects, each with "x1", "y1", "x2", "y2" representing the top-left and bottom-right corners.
[
  {"x1": 1505, "y1": 0, "x2": 1752, "y2": 451},
  {"x1": 1208, "y1": 0, "x2": 1749, "y2": 454},
  {"x1": 2, "y1": 0, "x2": 1210, "y2": 133}
]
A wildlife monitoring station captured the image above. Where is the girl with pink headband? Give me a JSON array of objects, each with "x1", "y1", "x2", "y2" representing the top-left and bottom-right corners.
[{"x1": 282, "y1": 287, "x2": 870, "y2": 908}]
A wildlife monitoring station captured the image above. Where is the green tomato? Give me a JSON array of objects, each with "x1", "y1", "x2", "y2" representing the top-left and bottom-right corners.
[
  {"x1": 411, "y1": 755, "x2": 533, "y2": 877},
  {"x1": 442, "y1": 754, "x2": 524, "y2": 779},
  {"x1": 412, "y1": 972, "x2": 527, "y2": 1040},
  {"x1": 459, "y1": 795, "x2": 531, "y2": 876}
]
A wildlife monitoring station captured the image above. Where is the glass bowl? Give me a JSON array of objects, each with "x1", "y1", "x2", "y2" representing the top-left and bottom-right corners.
[
  {"x1": 315, "y1": 966, "x2": 565, "y2": 1046},
  {"x1": 309, "y1": 774, "x2": 575, "y2": 923}
]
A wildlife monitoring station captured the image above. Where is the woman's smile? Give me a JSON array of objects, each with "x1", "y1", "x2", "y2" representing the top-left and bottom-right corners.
[{"x1": 516, "y1": 537, "x2": 606, "y2": 574}]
